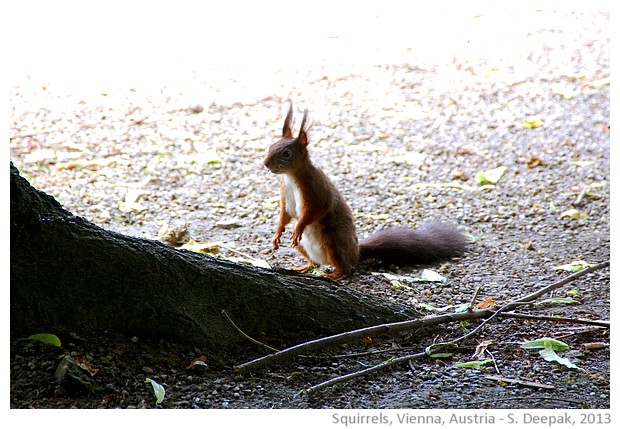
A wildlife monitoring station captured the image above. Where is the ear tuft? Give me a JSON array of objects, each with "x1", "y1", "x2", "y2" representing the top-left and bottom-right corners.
[
  {"x1": 298, "y1": 109, "x2": 309, "y2": 146},
  {"x1": 282, "y1": 103, "x2": 294, "y2": 138}
]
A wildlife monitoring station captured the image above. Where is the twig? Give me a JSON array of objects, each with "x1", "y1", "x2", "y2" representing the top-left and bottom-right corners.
[
  {"x1": 221, "y1": 310, "x2": 279, "y2": 353},
  {"x1": 458, "y1": 395, "x2": 585, "y2": 407},
  {"x1": 301, "y1": 260, "x2": 609, "y2": 394},
  {"x1": 573, "y1": 186, "x2": 590, "y2": 206},
  {"x1": 554, "y1": 327, "x2": 607, "y2": 340},
  {"x1": 486, "y1": 349, "x2": 500, "y2": 374},
  {"x1": 304, "y1": 352, "x2": 427, "y2": 395},
  {"x1": 468, "y1": 284, "x2": 483, "y2": 310},
  {"x1": 484, "y1": 375, "x2": 554, "y2": 390},
  {"x1": 498, "y1": 312, "x2": 610, "y2": 328}
]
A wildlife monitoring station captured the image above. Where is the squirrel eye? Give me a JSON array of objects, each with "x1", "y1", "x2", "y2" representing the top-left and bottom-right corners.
[{"x1": 283, "y1": 149, "x2": 292, "y2": 158}]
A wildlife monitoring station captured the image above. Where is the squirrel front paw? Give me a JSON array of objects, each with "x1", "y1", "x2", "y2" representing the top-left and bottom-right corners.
[
  {"x1": 272, "y1": 234, "x2": 282, "y2": 250},
  {"x1": 291, "y1": 229, "x2": 303, "y2": 248}
]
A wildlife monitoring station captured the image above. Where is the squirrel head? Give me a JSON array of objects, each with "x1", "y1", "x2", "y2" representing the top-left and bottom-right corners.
[{"x1": 264, "y1": 104, "x2": 310, "y2": 174}]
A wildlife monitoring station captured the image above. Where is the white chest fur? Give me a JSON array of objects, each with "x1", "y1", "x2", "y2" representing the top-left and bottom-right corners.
[
  {"x1": 282, "y1": 174, "x2": 303, "y2": 219},
  {"x1": 281, "y1": 174, "x2": 328, "y2": 265}
]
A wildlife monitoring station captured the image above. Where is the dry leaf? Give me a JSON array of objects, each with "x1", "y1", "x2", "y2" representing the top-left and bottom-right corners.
[
  {"x1": 362, "y1": 336, "x2": 373, "y2": 347},
  {"x1": 187, "y1": 355, "x2": 208, "y2": 369},
  {"x1": 472, "y1": 340, "x2": 493, "y2": 359},
  {"x1": 75, "y1": 357, "x2": 99, "y2": 376},
  {"x1": 476, "y1": 297, "x2": 496, "y2": 309},
  {"x1": 526, "y1": 157, "x2": 542, "y2": 168},
  {"x1": 522, "y1": 116, "x2": 542, "y2": 129}
]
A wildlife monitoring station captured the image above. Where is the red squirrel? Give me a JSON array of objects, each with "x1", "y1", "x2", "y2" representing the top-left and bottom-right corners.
[{"x1": 264, "y1": 104, "x2": 468, "y2": 279}]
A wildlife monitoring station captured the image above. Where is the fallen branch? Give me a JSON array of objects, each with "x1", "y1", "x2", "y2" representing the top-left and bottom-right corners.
[
  {"x1": 234, "y1": 260, "x2": 609, "y2": 376},
  {"x1": 234, "y1": 311, "x2": 482, "y2": 374}
]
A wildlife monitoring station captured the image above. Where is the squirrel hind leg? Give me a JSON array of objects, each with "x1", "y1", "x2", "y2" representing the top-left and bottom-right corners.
[
  {"x1": 323, "y1": 243, "x2": 356, "y2": 280},
  {"x1": 323, "y1": 267, "x2": 351, "y2": 280},
  {"x1": 289, "y1": 243, "x2": 317, "y2": 273}
]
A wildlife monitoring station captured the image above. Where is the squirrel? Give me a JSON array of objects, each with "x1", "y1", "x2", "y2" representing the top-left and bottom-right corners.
[{"x1": 263, "y1": 104, "x2": 468, "y2": 279}]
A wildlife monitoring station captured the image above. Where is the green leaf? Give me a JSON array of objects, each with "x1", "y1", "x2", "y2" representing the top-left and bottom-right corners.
[
  {"x1": 418, "y1": 303, "x2": 449, "y2": 312},
  {"x1": 554, "y1": 260, "x2": 594, "y2": 272},
  {"x1": 454, "y1": 359, "x2": 493, "y2": 369},
  {"x1": 475, "y1": 166, "x2": 507, "y2": 186},
  {"x1": 520, "y1": 338, "x2": 569, "y2": 352},
  {"x1": 536, "y1": 297, "x2": 580, "y2": 306},
  {"x1": 453, "y1": 303, "x2": 470, "y2": 313},
  {"x1": 389, "y1": 280, "x2": 412, "y2": 291},
  {"x1": 20, "y1": 333, "x2": 62, "y2": 347},
  {"x1": 145, "y1": 378, "x2": 165, "y2": 404},
  {"x1": 429, "y1": 352, "x2": 454, "y2": 359},
  {"x1": 425, "y1": 342, "x2": 457, "y2": 356}
]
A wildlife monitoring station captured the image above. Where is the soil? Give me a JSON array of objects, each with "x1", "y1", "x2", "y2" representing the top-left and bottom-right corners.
[{"x1": 9, "y1": 5, "x2": 610, "y2": 413}]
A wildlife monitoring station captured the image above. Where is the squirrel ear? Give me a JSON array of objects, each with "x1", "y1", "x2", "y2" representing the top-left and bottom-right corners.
[
  {"x1": 298, "y1": 109, "x2": 309, "y2": 146},
  {"x1": 282, "y1": 103, "x2": 293, "y2": 138}
]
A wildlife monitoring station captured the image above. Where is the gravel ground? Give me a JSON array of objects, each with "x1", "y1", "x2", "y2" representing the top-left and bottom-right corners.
[{"x1": 9, "y1": 5, "x2": 610, "y2": 411}]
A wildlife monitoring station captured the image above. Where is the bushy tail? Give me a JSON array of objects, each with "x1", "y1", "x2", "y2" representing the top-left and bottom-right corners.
[{"x1": 358, "y1": 222, "x2": 468, "y2": 267}]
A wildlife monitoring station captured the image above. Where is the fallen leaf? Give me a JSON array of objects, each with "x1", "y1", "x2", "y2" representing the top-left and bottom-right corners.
[
  {"x1": 476, "y1": 296, "x2": 496, "y2": 309},
  {"x1": 475, "y1": 166, "x2": 507, "y2": 186},
  {"x1": 472, "y1": 340, "x2": 493, "y2": 359},
  {"x1": 560, "y1": 208, "x2": 587, "y2": 220},
  {"x1": 535, "y1": 297, "x2": 580, "y2": 306},
  {"x1": 419, "y1": 269, "x2": 448, "y2": 283},
  {"x1": 454, "y1": 359, "x2": 493, "y2": 369},
  {"x1": 119, "y1": 188, "x2": 147, "y2": 213},
  {"x1": 180, "y1": 240, "x2": 223, "y2": 254},
  {"x1": 539, "y1": 346, "x2": 578, "y2": 369},
  {"x1": 225, "y1": 256, "x2": 271, "y2": 269},
  {"x1": 526, "y1": 156, "x2": 543, "y2": 168},
  {"x1": 389, "y1": 151, "x2": 427, "y2": 166},
  {"x1": 356, "y1": 213, "x2": 393, "y2": 221},
  {"x1": 583, "y1": 342, "x2": 609, "y2": 350},
  {"x1": 145, "y1": 378, "x2": 165, "y2": 405},
  {"x1": 20, "y1": 333, "x2": 62, "y2": 347},
  {"x1": 158, "y1": 223, "x2": 192, "y2": 246},
  {"x1": 554, "y1": 260, "x2": 594, "y2": 272},
  {"x1": 570, "y1": 160, "x2": 595, "y2": 167},
  {"x1": 187, "y1": 355, "x2": 208, "y2": 369},
  {"x1": 520, "y1": 338, "x2": 569, "y2": 352},
  {"x1": 521, "y1": 116, "x2": 543, "y2": 129},
  {"x1": 75, "y1": 357, "x2": 99, "y2": 376},
  {"x1": 215, "y1": 219, "x2": 243, "y2": 229}
]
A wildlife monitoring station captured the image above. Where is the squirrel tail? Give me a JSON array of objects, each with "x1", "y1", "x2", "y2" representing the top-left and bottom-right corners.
[{"x1": 358, "y1": 222, "x2": 469, "y2": 267}]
